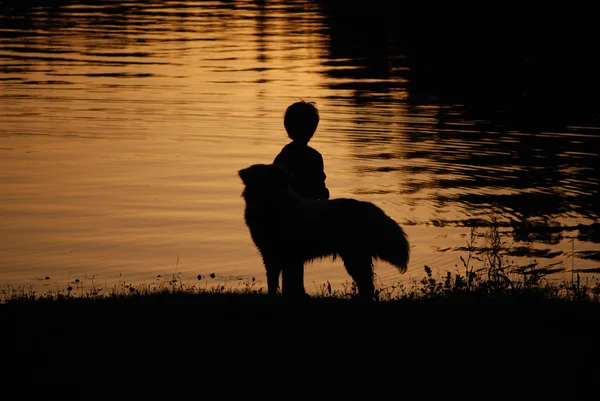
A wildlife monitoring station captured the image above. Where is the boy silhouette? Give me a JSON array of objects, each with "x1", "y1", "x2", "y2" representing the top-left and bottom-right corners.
[{"x1": 273, "y1": 100, "x2": 330, "y2": 200}]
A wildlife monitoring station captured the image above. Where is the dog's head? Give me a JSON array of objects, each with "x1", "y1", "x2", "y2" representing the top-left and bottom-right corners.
[{"x1": 238, "y1": 163, "x2": 292, "y2": 198}]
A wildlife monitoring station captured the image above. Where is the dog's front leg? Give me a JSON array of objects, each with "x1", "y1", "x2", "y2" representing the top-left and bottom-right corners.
[
  {"x1": 282, "y1": 262, "x2": 307, "y2": 299},
  {"x1": 264, "y1": 264, "x2": 282, "y2": 296}
]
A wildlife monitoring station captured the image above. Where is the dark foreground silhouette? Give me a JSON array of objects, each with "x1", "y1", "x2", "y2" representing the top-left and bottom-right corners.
[
  {"x1": 1, "y1": 291, "x2": 599, "y2": 398},
  {"x1": 239, "y1": 163, "x2": 409, "y2": 300}
]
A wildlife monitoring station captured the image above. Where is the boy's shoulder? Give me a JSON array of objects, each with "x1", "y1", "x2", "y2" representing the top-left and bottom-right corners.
[
  {"x1": 277, "y1": 142, "x2": 323, "y2": 162},
  {"x1": 304, "y1": 145, "x2": 323, "y2": 157},
  {"x1": 281, "y1": 141, "x2": 321, "y2": 152}
]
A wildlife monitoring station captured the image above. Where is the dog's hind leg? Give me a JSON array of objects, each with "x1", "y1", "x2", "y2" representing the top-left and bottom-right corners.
[{"x1": 342, "y1": 254, "x2": 375, "y2": 301}]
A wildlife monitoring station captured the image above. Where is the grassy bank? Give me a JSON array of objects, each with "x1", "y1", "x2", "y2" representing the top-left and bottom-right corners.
[{"x1": 1, "y1": 221, "x2": 598, "y2": 397}]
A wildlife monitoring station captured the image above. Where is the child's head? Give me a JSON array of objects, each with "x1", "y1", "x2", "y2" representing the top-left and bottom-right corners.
[{"x1": 284, "y1": 100, "x2": 320, "y2": 144}]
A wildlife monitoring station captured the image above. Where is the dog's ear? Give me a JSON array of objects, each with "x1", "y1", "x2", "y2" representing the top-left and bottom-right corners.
[
  {"x1": 238, "y1": 165, "x2": 255, "y2": 186},
  {"x1": 240, "y1": 164, "x2": 291, "y2": 190}
]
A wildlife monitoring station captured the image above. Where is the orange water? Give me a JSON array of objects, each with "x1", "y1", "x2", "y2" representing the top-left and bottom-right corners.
[{"x1": 1, "y1": 1, "x2": 598, "y2": 296}]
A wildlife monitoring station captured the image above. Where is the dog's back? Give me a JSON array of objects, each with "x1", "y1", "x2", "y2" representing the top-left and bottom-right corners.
[{"x1": 301, "y1": 198, "x2": 409, "y2": 271}]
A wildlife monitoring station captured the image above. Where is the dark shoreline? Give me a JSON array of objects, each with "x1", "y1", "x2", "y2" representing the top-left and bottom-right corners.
[{"x1": 2, "y1": 292, "x2": 599, "y2": 398}]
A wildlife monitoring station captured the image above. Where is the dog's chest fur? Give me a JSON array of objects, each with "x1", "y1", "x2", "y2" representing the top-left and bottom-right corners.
[{"x1": 243, "y1": 192, "x2": 303, "y2": 240}]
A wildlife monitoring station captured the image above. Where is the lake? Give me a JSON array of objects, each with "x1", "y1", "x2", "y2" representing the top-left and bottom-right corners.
[{"x1": 1, "y1": 0, "x2": 599, "y2": 297}]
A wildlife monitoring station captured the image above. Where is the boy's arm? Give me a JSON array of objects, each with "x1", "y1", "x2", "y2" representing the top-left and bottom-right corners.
[{"x1": 317, "y1": 154, "x2": 330, "y2": 200}]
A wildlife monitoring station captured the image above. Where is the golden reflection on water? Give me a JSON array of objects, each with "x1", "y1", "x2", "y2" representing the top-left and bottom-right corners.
[{"x1": 1, "y1": 1, "x2": 598, "y2": 295}]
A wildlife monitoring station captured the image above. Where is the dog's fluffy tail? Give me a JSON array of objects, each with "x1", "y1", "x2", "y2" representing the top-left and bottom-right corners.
[{"x1": 371, "y1": 206, "x2": 410, "y2": 273}]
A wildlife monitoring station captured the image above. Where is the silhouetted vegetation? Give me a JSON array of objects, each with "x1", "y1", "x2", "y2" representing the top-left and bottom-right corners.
[{"x1": 2, "y1": 219, "x2": 598, "y2": 307}]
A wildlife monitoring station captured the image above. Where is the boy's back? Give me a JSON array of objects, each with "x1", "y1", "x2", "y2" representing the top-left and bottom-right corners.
[{"x1": 274, "y1": 142, "x2": 329, "y2": 200}]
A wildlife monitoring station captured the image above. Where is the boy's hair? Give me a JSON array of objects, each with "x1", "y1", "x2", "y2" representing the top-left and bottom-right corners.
[{"x1": 283, "y1": 100, "x2": 320, "y2": 143}]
